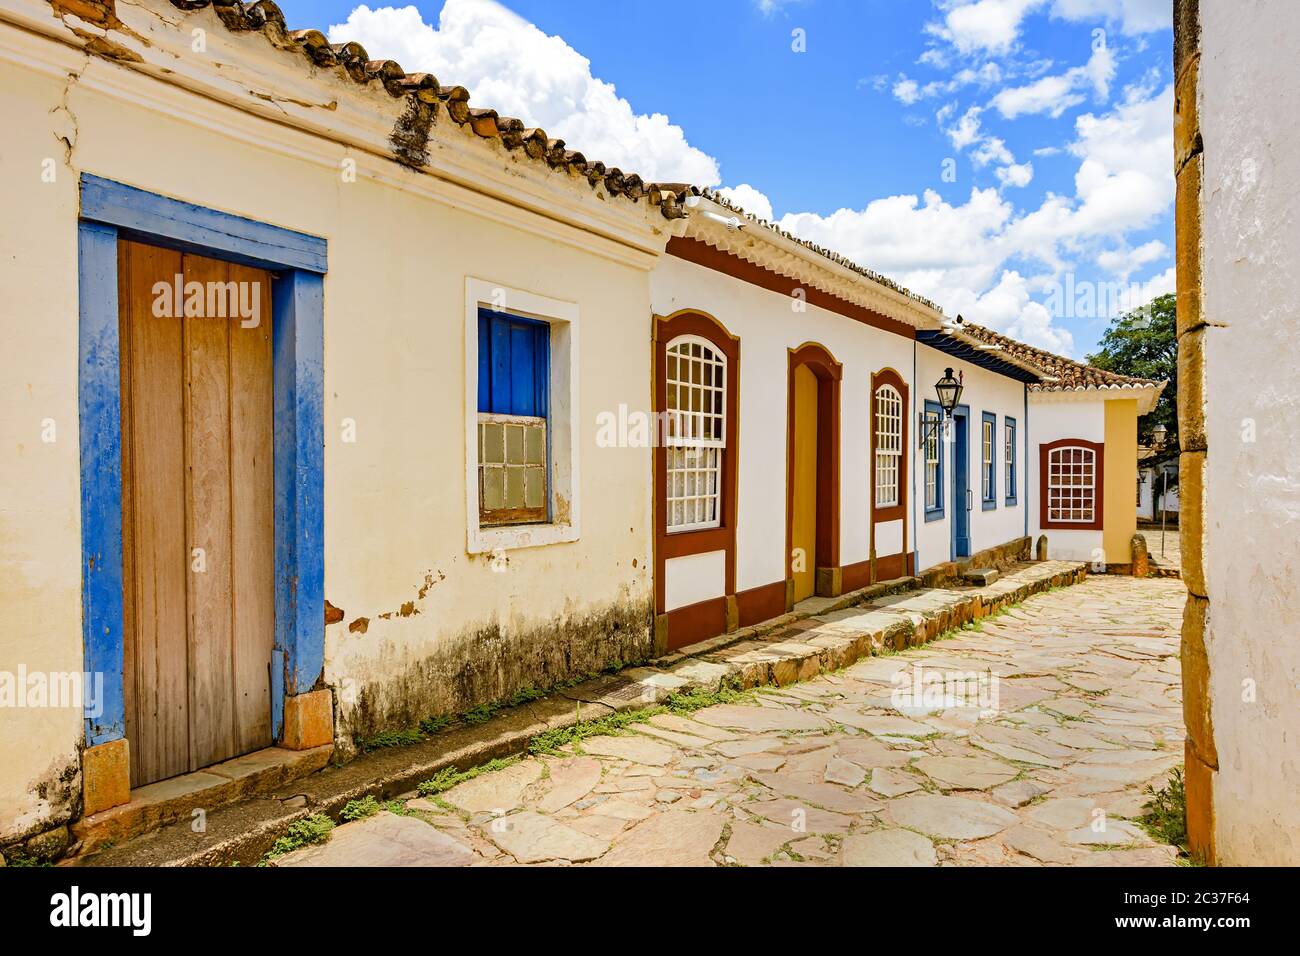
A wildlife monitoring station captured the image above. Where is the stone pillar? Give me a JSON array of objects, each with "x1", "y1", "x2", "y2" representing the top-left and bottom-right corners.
[
  {"x1": 82, "y1": 738, "x2": 130, "y2": 817},
  {"x1": 1174, "y1": 0, "x2": 1216, "y2": 864},
  {"x1": 1035, "y1": 535, "x2": 1048, "y2": 561},
  {"x1": 281, "y1": 689, "x2": 334, "y2": 750},
  {"x1": 1130, "y1": 533, "x2": 1150, "y2": 578}
]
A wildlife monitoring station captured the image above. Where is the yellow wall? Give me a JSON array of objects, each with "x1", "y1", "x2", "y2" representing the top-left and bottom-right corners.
[
  {"x1": 0, "y1": 33, "x2": 656, "y2": 840},
  {"x1": 1103, "y1": 399, "x2": 1138, "y2": 564}
]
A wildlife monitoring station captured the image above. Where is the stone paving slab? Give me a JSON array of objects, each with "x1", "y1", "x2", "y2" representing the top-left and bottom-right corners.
[{"x1": 278, "y1": 575, "x2": 1186, "y2": 868}]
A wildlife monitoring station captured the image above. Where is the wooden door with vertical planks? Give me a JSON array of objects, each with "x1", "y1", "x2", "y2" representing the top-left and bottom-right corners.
[{"x1": 119, "y1": 239, "x2": 274, "y2": 787}]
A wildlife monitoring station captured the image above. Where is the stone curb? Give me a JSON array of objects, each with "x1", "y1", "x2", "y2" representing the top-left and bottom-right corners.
[{"x1": 75, "y1": 559, "x2": 1086, "y2": 867}]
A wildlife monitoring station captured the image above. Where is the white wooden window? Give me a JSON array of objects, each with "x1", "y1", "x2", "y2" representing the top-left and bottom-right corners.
[
  {"x1": 478, "y1": 415, "x2": 548, "y2": 526},
  {"x1": 874, "y1": 384, "x2": 902, "y2": 508},
  {"x1": 1047, "y1": 445, "x2": 1097, "y2": 522},
  {"x1": 1004, "y1": 421, "x2": 1015, "y2": 499},
  {"x1": 923, "y1": 410, "x2": 940, "y2": 510},
  {"x1": 665, "y1": 336, "x2": 726, "y2": 532}
]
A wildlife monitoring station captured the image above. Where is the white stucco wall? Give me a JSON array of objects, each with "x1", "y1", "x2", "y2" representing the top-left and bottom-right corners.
[
  {"x1": 1027, "y1": 396, "x2": 1106, "y2": 562},
  {"x1": 1200, "y1": 0, "x2": 1300, "y2": 865},
  {"x1": 914, "y1": 345, "x2": 1028, "y2": 571},
  {"x1": 650, "y1": 255, "x2": 916, "y2": 597},
  {"x1": 0, "y1": 11, "x2": 659, "y2": 840}
]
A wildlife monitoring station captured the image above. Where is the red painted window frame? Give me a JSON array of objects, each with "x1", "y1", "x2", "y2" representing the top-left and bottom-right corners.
[{"x1": 1039, "y1": 438, "x2": 1105, "y2": 531}]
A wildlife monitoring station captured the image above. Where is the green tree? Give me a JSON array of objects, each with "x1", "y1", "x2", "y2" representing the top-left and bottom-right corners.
[{"x1": 1087, "y1": 293, "x2": 1177, "y2": 454}]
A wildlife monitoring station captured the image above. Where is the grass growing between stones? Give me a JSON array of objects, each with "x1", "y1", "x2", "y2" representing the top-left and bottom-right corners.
[
  {"x1": 527, "y1": 683, "x2": 752, "y2": 756},
  {"x1": 260, "y1": 813, "x2": 335, "y2": 865},
  {"x1": 340, "y1": 795, "x2": 383, "y2": 821},
  {"x1": 1140, "y1": 767, "x2": 1192, "y2": 860},
  {"x1": 355, "y1": 659, "x2": 653, "y2": 752},
  {"x1": 416, "y1": 757, "x2": 520, "y2": 797}
]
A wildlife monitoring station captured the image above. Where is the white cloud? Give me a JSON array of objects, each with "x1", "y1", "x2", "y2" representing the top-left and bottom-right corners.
[
  {"x1": 716, "y1": 183, "x2": 774, "y2": 222},
  {"x1": 1096, "y1": 239, "x2": 1167, "y2": 279},
  {"x1": 1115, "y1": 265, "x2": 1175, "y2": 314},
  {"x1": 327, "y1": 1, "x2": 720, "y2": 186},
  {"x1": 989, "y1": 43, "x2": 1115, "y2": 118},
  {"x1": 997, "y1": 161, "x2": 1035, "y2": 187},
  {"x1": 1050, "y1": 0, "x2": 1170, "y2": 35},
  {"x1": 944, "y1": 104, "x2": 985, "y2": 149},
  {"x1": 893, "y1": 77, "x2": 922, "y2": 105},
  {"x1": 926, "y1": 0, "x2": 1048, "y2": 56}
]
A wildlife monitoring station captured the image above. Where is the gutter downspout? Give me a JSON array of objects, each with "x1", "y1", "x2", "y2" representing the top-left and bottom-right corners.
[
  {"x1": 1024, "y1": 384, "x2": 1030, "y2": 539},
  {"x1": 912, "y1": 338, "x2": 920, "y2": 575}
]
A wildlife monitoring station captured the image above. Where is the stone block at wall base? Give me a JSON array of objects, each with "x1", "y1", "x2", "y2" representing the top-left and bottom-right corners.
[
  {"x1": 282, "y1": 690, "x2": 334, "y2": 751},
  {"x1": 83, "y1": 737, "x2": 130, "y2": 816},
  {"x1": 1181, "y1": 593, "x2": 1217, "y2": 767},
  {"x1": 816, "y1": 566, "x2": 842, "y2": 598},
  {"x1": 1184, "y1": 739, "x2": 1216, "y2": 864}
]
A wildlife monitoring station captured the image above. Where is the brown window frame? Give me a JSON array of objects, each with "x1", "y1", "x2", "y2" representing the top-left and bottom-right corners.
[
  {"x1": 1039, "y1": 437, "x2": 1105, "y2": 531},
  {"x1": 653, "y1": 311, "x2": 740, "y2": 609}
]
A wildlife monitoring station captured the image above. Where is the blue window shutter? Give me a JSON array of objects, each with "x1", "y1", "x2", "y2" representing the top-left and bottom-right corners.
[
  {"x1": 490, "y1": 315, "x2": 512, "y2": 414},
  {"x1": 509, "y1": 323, "x2": 536, "y2": 416},
  {"x1": 478, "y1": 309, "x2": 550, "y2": 416},
  {"x1": 478, "y1": 313, "x2": 490, "y2": 413}
]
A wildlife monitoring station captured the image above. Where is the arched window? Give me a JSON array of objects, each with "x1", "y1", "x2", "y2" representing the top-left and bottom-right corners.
[
  {"x1": 874, "y1": 384, "x2": 903, "y2": 508},
  {"x1": 665, "y1": 335, "x2": 727, "y2": 531},
  {"x1": 1046, "y1": 444, "x2": 1097, "y2": 523}
]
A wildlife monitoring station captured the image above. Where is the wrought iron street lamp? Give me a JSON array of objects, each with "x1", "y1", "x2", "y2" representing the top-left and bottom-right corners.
[{"x1": 920, "y1": 367, "x2": 964, "y2": 443}]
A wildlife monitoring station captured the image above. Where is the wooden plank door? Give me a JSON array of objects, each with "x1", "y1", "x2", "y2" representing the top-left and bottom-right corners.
[
  {"x1": 791, "y1": 364, "x2": 819, "y2": 604},
  {"x1": 119, "y1": 239, "x2": 274, "y2": 787}
]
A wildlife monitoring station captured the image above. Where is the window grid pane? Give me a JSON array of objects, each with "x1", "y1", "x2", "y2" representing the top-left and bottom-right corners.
[
  {"x1": 666, "y1": 337, "x2": 726, "y2": 532},
  {"x1": 982, "y1": 419, "x2": 994, "y2": 500},
  {"x1": 924, "y1": 411, "x2": 940, "y2": 510},
  {"x1": 1004, "y1": 423, "x2": 1015, "y2": 497},
  {"x1": 479, "y1": 415, "x2": 547, "y2": 525},
  {"x1": 1047, "y1": 446, "x2": 1096, "y2": 522},
  {"x1": 875, "y1": 385, "x2": 902, "y2": 508}
]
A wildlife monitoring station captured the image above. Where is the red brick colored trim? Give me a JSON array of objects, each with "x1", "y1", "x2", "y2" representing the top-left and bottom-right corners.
[
  {"x1": 667, "y1": 236, "x2": 918, "y2": 340},
  {"x1": 653, "y1": 310, "x2": 740, "y2": 623},
  {"x1": 785, "y1": 343, "x2": 843, "y2": 596},
  {"x1": 735, "y1": 580, "x2": 787, "y2": 628}
]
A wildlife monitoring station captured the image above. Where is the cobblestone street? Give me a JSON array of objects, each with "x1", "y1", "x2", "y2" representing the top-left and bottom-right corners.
[{"x1": 279, "y1": 576, "x2": 1188, "y2": 868}]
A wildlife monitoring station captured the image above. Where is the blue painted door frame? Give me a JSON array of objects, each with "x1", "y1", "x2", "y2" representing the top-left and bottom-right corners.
[
  {"x1": 77, "y1": 175, "x2": 327, "y2": 748},
  {"x1": 950, "y1": 405, "x2": 971, "y2": 560}
]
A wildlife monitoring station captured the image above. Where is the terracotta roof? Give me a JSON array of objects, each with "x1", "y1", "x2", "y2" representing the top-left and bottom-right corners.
[
  {"x1": 951, "y1": 320, "x2": 1165, "y2": 392},
  {"x1": 159, "y1": 1, "x2": 682, "y2": 214},
  {"x1": 154, "y1": 2, "x2": 942, "y2": 314}
]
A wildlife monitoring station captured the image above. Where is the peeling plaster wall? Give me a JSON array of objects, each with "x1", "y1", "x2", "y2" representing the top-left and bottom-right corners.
[
  {"x1": 1200, "y1": 0, "x2": 1300, "y2": 865},
  {"x1": 0, "y1": 58, "x2": 88, "y2": 844},
  {"x1": 0, "y1": 8, "x2": 655, "y2": 837}
]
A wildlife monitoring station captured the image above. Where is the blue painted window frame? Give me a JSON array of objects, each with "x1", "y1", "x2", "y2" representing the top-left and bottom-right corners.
[
  {"x1": 78, "y1": 174, "x2": 327, "y2": 748},
  {"x1": 921, "y1": 400, "x2": 945, "y2": 521},
  {"x1": 981, "y1": 411, "x2": 997, "y2": 510},
  {"x1": 1004, "y1": 416, "x2": 1018, "y2": 505}
]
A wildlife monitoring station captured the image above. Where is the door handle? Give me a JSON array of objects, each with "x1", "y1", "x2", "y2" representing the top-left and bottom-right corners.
[{"x1": 967, "y1": 489, "x2": 973, "y2": 512}]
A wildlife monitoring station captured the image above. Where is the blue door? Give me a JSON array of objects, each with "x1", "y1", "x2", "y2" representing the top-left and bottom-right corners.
[{"x1": 951, "y1": 406, "x2": 971, "y2": 558}]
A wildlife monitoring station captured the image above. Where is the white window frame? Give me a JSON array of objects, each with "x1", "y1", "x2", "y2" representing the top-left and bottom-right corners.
[
  {"x1": 664, "y1": 334, "x2": 727, "y2": 533},
  {"x1": 465, "y1": 278, "x2": 579, "y2": 553},
  {"x1": 874, "y1": 384, "x2": 903, "y2": 508},
  {"x1": 977, "y1": 421, "x2": 987, "y2": 504},
  {"x1": 1046, "y1": 445, "x2": 1097, "y2": 524}
]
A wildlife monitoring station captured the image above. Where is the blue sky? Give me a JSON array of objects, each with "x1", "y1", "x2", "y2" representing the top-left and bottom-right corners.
[{"x1": 273, "y1": 0, "x2": 1175, "y2": 357}]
